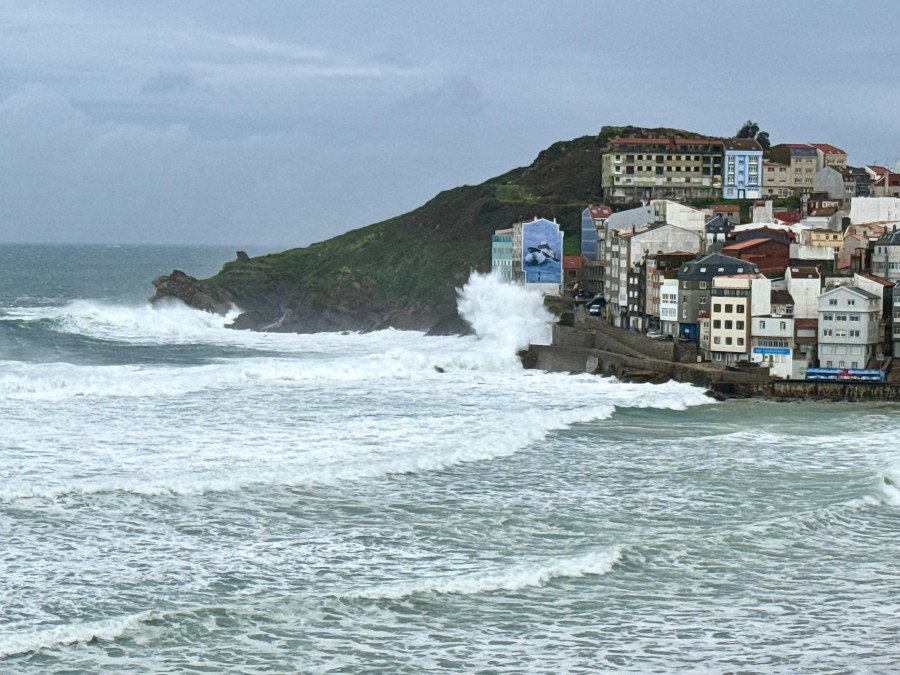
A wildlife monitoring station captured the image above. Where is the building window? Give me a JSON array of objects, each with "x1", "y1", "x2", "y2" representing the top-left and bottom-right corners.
[
  {"x1": 725, "y1": 337, "x2": 733, "y2": 345},
  {"x1": 737, "y1": 337, "x2": 744, "y2": 346},
  {"x1": 850, "y1": 315, "x2": 860, "y2": 322},
  {"x1": 737, "y1": 321, "x2": 744, "y2": 329},
  {"x1": 823, "y1": 314, "x2": 833, "y2": 321},
  {"x1": 760, "y1": 320, "x2": 766, "y2": 329},
  {"x1": 836, "y1": 314, "x2": 847, "y2": 322},
  {"x1": 713, "y1": 320, "x2": 721, "y2": 329},
  {"x1": 714, "y1": 303, "x2": 721, "y2": 312},
  {"x1": 737, "y1": 305, "x2": 745, "y2": 313},
  {"x1": 699, "y1": 281, "x2": 707, "y2": 289},
  {"x1": 725, "y1": 320, "x2": 733, "y2": 329},
  {"x1": 700, "y1": 297, "x2": 707, "y2": 304},
  {"x1": 829, "y1": 299, "x2": 838, "y2": 306},
  {"x1": 725, "y1": 304, "x2": 733, "y2": 313},
  {"x1": 714, "y1": 336, "x2": 721, "y2": 345}
]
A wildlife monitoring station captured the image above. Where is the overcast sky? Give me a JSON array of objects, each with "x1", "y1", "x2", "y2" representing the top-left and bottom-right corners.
[{"x1": 2, "y1": 1, "x2": 899, "y2": 248}]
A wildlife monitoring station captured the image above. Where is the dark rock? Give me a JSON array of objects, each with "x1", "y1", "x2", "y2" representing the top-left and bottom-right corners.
[
  {"x1": 236, "y1": 250, "x2": 250, "y2": 263},
  {"x1": 426, "y1": 311, "x2": 474, "y2": 337},
  {"x1": 150, "y1": 270, "x2": 231, "y2": 314}
]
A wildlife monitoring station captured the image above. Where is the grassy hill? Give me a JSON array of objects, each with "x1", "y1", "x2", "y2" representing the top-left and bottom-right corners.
[{"x1": 159, "y1": 126, "x2": 713, "y2": 333}]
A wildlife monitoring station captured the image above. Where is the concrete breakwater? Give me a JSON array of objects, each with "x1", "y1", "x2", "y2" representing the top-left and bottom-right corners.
[{"x1": 521, "y1": 321, "x2": 900, "y2": 402}]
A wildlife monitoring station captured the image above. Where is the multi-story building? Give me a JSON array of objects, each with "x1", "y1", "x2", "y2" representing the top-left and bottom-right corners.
[
  {"x1": 602, "y1": 221, "x2": 703, "y2": 327},
  {"x1": 813, "y1": 166, "x2": 846, "y2": 200},
  {"x1": 809, "y1": 143, "x2": 847, "y2": 171},
  {"x1": 643, "y1": 252, "x2": 694, "y2": 332},
  {"x1": 675, "y1": 253, "x2": 760, "y2": 341},
  {"x1": 750, "y1": 289, "x2": 796, "y2": 378},
  {"x1": 706, "y1": 274, "x2": 771, "y2": 364},
  {"x1": 601, "y1": 137, "x2": 724, "y2": 203},
  {"x1": 660, "y1": 278, "x2": 680, "y2": 337},
  {"x1": 491, "y1": 228, "x2": 514, "y2": 282},
  {"x1": 768, "y1": 144, "x2": 818, "y2": 193},
  {"x1": 817, "y1": 286, "x2": 881, "y2": 368},
  {"x1": 763, "y1": 161, "x2": 792, "y2": 197},
  {"x1": 871, "y1": 228, "x2": 900, "y2": 281},
  {"x1": 722, "y1": 138, "x2": 763, "y2": 199},
  {"x1": 785, "y1": 266, "x2": 822, "y2": 319},
  {"x1": 893, "y1": 282, "x2": 900, "y2": 358},
  {"x1": 805, "y1": 229, "x2": 845, "y2": 260},
  {"x1": 580, "y1": 205, "x2": 612, "y2": 261}
]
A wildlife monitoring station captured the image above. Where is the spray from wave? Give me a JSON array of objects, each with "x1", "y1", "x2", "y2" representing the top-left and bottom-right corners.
[{"x1": 454, "y1": 272, "x2": 554, "y2": 368}]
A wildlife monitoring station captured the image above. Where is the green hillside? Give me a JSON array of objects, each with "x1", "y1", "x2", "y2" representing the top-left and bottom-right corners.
[{"x1": 155, "y1": 126, "x2": 712, "y2": 333}]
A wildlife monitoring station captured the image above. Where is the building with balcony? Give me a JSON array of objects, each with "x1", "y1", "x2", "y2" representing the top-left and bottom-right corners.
[
  {"x1": 601, "y1": 137, "x2": 724, "y2": 204},
  {"x1": 817, "y1": 286, "x2": 881, "y2": 369},
  {"x1": 722, "y1": 138, "x2": 763, "y2": 199}
]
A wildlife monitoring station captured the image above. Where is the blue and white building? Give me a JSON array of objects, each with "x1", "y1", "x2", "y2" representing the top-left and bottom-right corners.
[
  {"x1": 580, "y1": 205, "x2": 612, "y2": 261},
  {"x1": 722, "y1": 138, "x2": 763, "y2": 200}
]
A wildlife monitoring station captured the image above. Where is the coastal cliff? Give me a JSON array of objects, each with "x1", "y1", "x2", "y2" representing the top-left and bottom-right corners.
[{"x1": 150, "y1": 126, "x2": 712, "y2": 333}]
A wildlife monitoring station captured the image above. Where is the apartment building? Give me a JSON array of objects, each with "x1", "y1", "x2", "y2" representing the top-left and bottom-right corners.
[
  {"x1": 817, "y1": 286, "x2": 881, "y2": 368},
  {"x1": 722, "y1": 138, "x2": 763, "y2": 199},
  {"x1": 768, "y1": 144, "x2": 818, "y2": 193},
  {"x1": 762, "y1": 161, "x2": 792, "y2": 197},
  {"x1": 601, "y1": 137, "x2": 724, "y2": 203}
]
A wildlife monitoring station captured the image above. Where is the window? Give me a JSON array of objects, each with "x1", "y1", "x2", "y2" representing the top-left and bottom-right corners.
[
  {"x1": 850, "y1": 315, "x2": 860, "y2": 322},
  {"x1": 835, "y1": 329, "x2": 847, "y2": 338},
  {"x1": 725, "y1": 304, "x2": 733, "y2": 313},
  {"x1": 829, "y1": 298, "x2": 838, "y2": 306},
  {"x1": 725, "y1": 337, "x2": 733, "y2": 345},
  {"x1": 850, "y1": 330, "x2": 860, "y2": 337},
  {"x1": 699, "y1": 281, "x2": 707, "y2": 289},
  {"x1": 714, "y1": 303, "x2": 721, "y2": 312},
  {"x1": 737, "y1": 305, "x2": 745, "y2": 313},
  {"x1": 848, "y1": 299, "x2": 856, "y2": 306},
  {"x1": 737, "y1": 337, "x2": 744, "y2": 346},
  {"x1": 780, "y1": 321, "x2": 786, "y2": 330},
  {"x1": 823, "y1": 329, "x2": 833, "y2": 337},
  {"x1": 713, "y1": 320, "x2": 721, "y2": 329},
  {"x1": 823, "y1": 314, "x2": 833, "y2": 321},
  {"x1": 760, "y1": 320, "x2": 766, "y2": 329},
  {"x1": 836, "y1": 314, "x2": 847, "y2": 322},
  {"x1": 699, "y1": 297, "x2": 707, "y2": 304},
  {"x1": 725, "y1": 320, "x2": 733, "y2": 329},
  {"x1": 736, "y1": 321, "x2": 744, "y2": 330},
  {"x1": 714, "y1": 336, "x2": 721, "y2": 345}
]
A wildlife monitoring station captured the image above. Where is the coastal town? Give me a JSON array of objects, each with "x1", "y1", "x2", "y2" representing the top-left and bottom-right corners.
[{"x1": 491, "y1": 132, "x2": 900, "y2": 386}]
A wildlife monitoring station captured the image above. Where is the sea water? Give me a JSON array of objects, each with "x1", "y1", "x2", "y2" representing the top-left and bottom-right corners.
[{"x1": 2, "y1": 244, "x2": 900, "y2": 673}]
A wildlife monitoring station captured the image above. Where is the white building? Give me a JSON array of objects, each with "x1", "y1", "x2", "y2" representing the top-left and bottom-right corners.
[
  {"x1": 751, "y1": 315, "x2": 794, "y2": 378},
  {"x1": 817, "y1": 286, "x2": 881, "y2": 369},
  {"x1": 850, "y1": 197, "x2": 900, "y2": 225},
  {"x1": 785, "y1": 266, "x2": 821, "y2": 319},
  {"x1": 660, "y1": 278, "x2": 680, "y2": 337}
]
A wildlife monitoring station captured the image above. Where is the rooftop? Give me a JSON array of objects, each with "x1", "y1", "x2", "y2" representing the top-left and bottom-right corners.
[{"x1": 809, "y1": 143, "x2": 847, "y2": 155}]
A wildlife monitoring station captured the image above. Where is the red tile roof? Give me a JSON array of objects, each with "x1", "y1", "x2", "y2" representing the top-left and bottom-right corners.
[
  {"x1": 774, "y1": 209, "x2": 801, "y2": 224},
  {"x1": 723, "y1": 238, "x2": 778, "y2": 251},
  {"x1": 809, "y1": 143, "x2": 846, "y2": 155},
  {"x1": 587, "y1": 205, "x2": 613, "y2": 219}
]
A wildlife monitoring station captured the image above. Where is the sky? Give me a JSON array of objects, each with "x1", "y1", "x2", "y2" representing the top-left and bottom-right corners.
[{"x1": 2, "y1": 1, "x2": 899, "y2": 249}]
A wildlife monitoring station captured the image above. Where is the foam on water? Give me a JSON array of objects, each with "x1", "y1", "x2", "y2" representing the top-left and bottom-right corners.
[
  {"x1": 0, "y1": 612, "x2": 150, "y2": 659},
  {"x1": 349, "y1": 546, "x2": 622, "y2": 599}
]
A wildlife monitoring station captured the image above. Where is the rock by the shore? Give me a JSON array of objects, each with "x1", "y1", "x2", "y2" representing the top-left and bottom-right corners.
[{"x1": 150, "y1": 269, "x2": 232, "y2": 314}]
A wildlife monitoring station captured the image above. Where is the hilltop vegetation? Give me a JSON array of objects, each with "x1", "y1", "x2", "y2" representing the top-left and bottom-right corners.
[{"x1": 154, "y1": 126, "x2": 714, "y2": 334}]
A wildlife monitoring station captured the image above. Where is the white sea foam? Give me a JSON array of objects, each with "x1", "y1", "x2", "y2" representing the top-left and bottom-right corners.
[
  {"x1": 456, "y1": 272, "x2": 554, "y2": 363},
  {"x1": 348, "y1": 547, "x2": 622, "y2": 599},
  {"x1": 0, "y1": 612, "x2": 149, "y2": 658}
]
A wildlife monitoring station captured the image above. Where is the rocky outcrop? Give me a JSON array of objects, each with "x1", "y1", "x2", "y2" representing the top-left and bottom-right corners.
[{"x1": 150, "y1": 269, "x2": 232, "y2": 314}]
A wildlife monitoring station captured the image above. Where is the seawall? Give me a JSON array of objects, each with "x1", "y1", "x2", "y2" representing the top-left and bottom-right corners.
[{"x1": 523, "y1": 321, "x2": 900, "y2": 402}]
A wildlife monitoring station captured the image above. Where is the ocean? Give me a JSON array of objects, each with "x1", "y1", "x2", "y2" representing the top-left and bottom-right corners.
[{"x1": 2, "y1": 244, "x2": 900, "y2": 673}]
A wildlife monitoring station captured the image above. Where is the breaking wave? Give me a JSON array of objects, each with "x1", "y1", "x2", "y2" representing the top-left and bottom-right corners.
[{"x1": 0, "y1": 613, "x2": 150, "y2": 659}]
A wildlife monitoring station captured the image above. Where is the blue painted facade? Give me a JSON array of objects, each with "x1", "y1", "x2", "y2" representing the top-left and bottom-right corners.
[
  {"x1": 580, "y1": 205, "x2": 611, "y2": 261},
  {"x1": 491, "y1": 231, "x2": 514, "y2": 282},
  {"x1": 722, "y1": 139, "x2": 763, "y2": 200}
]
